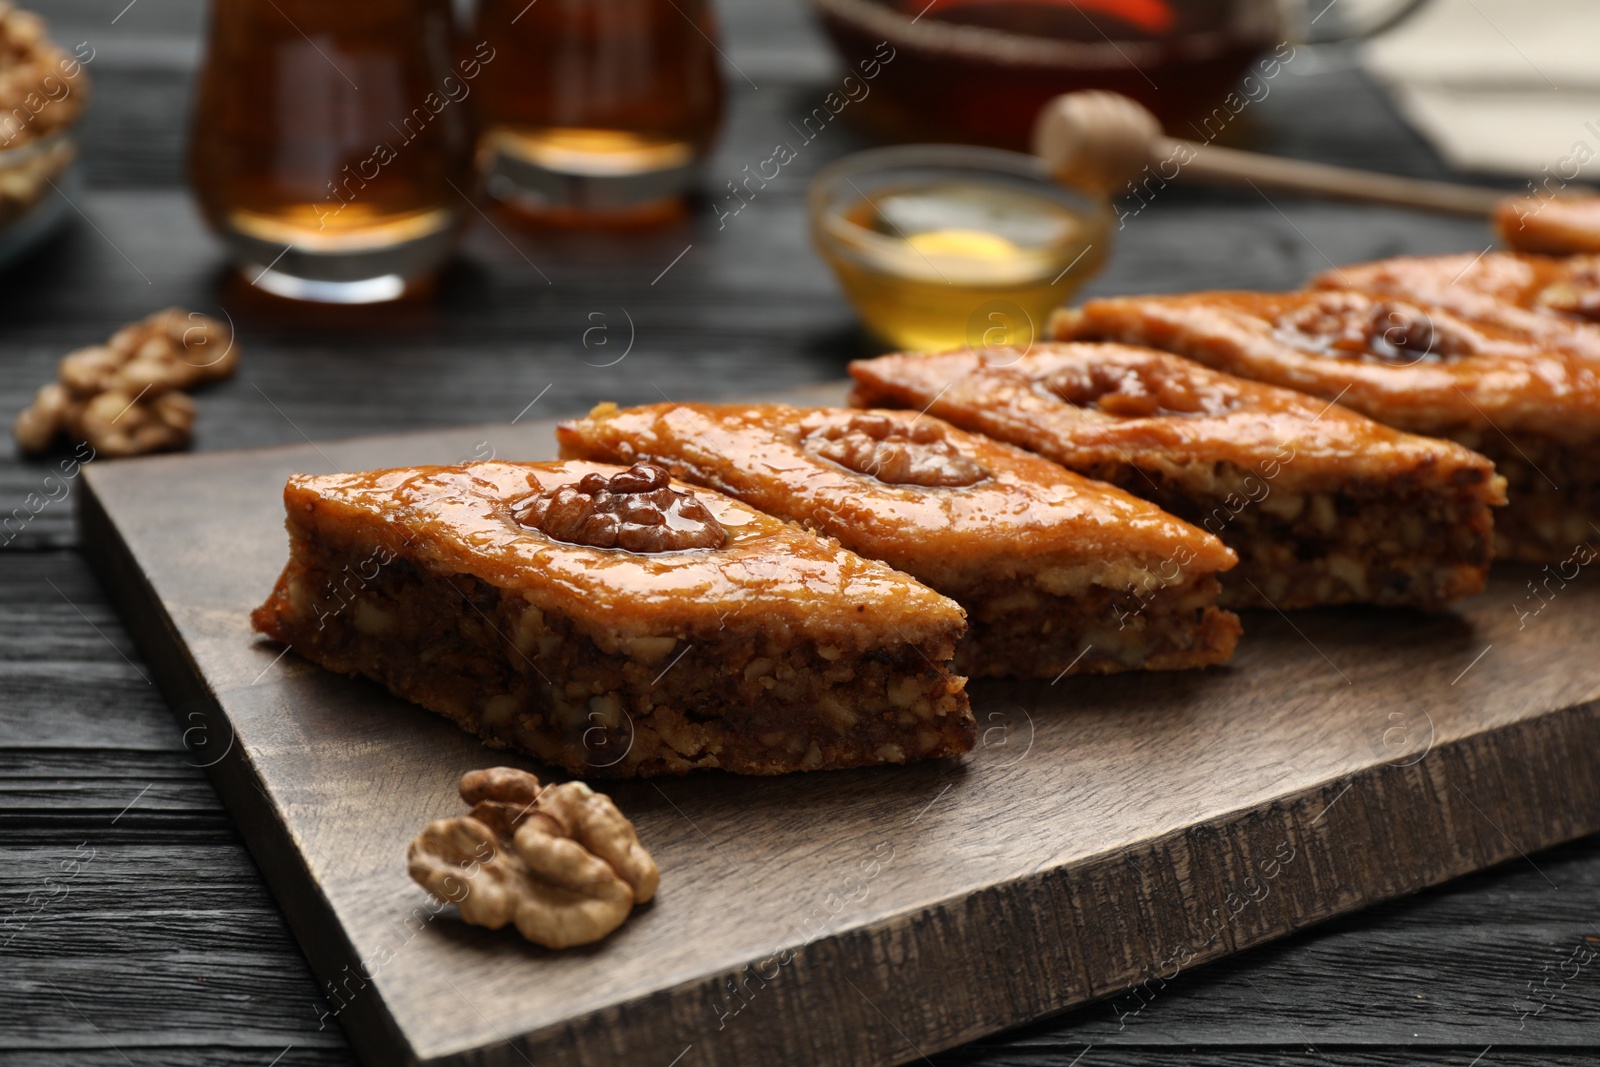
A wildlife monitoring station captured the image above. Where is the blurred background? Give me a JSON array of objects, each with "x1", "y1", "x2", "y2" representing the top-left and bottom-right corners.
[{"x1": 4, "y1": 0, "x2": 1594, "y2": 516}]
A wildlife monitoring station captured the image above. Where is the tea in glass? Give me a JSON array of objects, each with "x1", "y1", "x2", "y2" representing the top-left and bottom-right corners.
[
  {"x1": 472, "y1": 0, "x2": 724, "y2": 223},
  {"x1": 187, "y1": 0, "x2": 475, "y2": 302}
]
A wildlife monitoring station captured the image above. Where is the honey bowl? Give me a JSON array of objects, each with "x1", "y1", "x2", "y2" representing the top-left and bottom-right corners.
[{"x1": 810, "y1": 144, "x2": 1110, "y2": 352}]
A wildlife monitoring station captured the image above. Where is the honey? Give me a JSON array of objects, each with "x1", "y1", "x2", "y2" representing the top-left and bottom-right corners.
[
  {"x1": 472, "y1": 0, "x2": 724, "y2": 222},
  {"x1": 815, "y1": 173, "x2": 1107, "y2": 352},
  {"x1": 186, "y1": 0, "x2": 474, "y2": 302}
]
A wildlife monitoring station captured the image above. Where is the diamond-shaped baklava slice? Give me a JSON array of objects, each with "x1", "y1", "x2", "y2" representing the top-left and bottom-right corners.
[
  {"x1": 850, "y1": 345, "x2": 1504, "y2": 610},
  {"x1": 557, "y1": 402, "x2": 1240, "y2": 679},
  {"x1": 251, "y1": 460, "x2": 975, "y2": 777},
  {"x1": 1054, "y1": 289, "x2": 1593, "y2": 562},
  {"x1": 1311, "y1": 252, "x2": 1600, "y2": 337}
]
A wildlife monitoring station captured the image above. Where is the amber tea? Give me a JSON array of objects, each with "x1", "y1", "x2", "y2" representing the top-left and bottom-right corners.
[
  {"x1": 472, "y1": 0, "x2": 723, "y2": 223},
  {"x1": 187, "y1": 0, "x2": 475, "y2": 302}
]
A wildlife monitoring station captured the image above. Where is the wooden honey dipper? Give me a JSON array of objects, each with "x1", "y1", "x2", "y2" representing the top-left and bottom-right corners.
[{"x1": 1031, "y1": 90, "x2": 1505, "y2": 216}]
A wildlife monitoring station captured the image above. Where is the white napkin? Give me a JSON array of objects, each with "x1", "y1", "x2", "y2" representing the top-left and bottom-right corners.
[{"x1": 1362, "y1": 0, "x2": 1600, "y2": 178}]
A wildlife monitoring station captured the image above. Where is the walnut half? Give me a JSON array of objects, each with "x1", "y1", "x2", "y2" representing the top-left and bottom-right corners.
[
  {"x1": 801, "y1": 411, "x2": 989, "y2": 488},
  {"x1": 515, "y1": 463, "x2": 726, "y2": 553},
  {"x1": 1273, "y1": 293, "x2": 1468, "y2": 365},
  {"x1": 407, "y1": 767, "x2": 659, "y2": 949},
  {"x1": 1045, "y1": 359, "x2": 1235, "y2": 418},
  {"x1": 13, "y1": 307, "x2": 236, "y2": 457}
]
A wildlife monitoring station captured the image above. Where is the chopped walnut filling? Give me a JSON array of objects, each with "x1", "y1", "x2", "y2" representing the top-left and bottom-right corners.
[
  {"x1": 515, "y1": 462, "x2": 726, "y2": 552},
  {"x1": 1272, "y1": 292, "x2": 1469, "y2": 365},
  {"x1": 1044, "y1": 359, "x2": 1235, "y2": 418},
  {"x1": 407, "y1": 766, "x2": 659, "y2": 949},
  {"x1": 801, "y1": 412, "x2": 989, "y2": 488}
]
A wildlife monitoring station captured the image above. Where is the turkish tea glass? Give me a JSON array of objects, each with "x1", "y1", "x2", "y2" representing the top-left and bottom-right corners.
[
  {"x1": 187, "y1": 0, "x2": 475, "y2": 303},
  {"x1": 471, "y1": 0, "x2": 725, "y2": 224}
]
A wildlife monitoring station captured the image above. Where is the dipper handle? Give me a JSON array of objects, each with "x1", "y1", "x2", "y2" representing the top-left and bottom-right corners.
[{"x1": 1031, "y1": 90, "x2": 1505, "y2": 217}]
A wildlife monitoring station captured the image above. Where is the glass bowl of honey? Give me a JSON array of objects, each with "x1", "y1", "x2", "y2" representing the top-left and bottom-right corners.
[{"x1": 811, "y1": 144, "x2": 1109, "y2": 352}]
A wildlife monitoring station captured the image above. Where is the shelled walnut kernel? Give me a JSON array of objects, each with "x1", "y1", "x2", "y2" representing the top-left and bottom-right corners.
[
  {"x1": 407, "y1": 766, "x2": 659, "y2": 949},
  {"x1": 801, "y1": 411, "x2": 989, "y2": 488},
  {"x1": 0, "y1": 2, "x2": 90, "y2": 149},
  {"x1": 13, "y1": 308, "x2": 237, "y2": 458},
  {"x1": 0, "y1": 4, "x2": 90, "y2": 226},
  {"x1": 516, "y1": 462, "x2": 726, "y2": 552}
]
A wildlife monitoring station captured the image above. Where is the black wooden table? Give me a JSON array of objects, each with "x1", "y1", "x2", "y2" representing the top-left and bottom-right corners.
[{"x1": 4, "y1": 2, "x2": 1598, "y2": 1064}]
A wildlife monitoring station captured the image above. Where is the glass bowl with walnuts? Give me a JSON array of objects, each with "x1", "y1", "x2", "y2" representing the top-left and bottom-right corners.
[{"x1": 0, "y1": 2, "x2": 90, "y2": 268}]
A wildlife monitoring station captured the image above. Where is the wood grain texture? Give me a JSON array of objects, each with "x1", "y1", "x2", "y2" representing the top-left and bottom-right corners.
[
  {"x1": 4, "y1": 1, "x2": 1598, "y2": 1065},
  {"x1": 71, "y1": 402, "x2": 1600, "y2": 1066}
]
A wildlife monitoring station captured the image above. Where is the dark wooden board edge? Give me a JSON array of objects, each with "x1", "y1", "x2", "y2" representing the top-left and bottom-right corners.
[
  {"x1": 76, "y1": 471, "x2": 421, "y2": 1067},
  {"x1": 74, "y1": 437, "x2": 1600, "y2": 1067}
]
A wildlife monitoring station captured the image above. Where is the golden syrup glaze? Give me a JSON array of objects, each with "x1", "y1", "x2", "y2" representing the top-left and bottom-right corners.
[
  {"x1": 555, "y1": 402, "x2": 1238, "y2": 583},
  {"x1": 1055, "y1": 290, "x2": 1600, "y2": 441},
  {"x1": 1311, "y1": 252, "x2": 1600, "y2": 336},
  {"x1": 279, "y1": 459, "x2": 964, "y2": 650},
  {"x1": 849, "y1": 344, "x2": 1505, "y2": 499},
  {"x1": 1496, "y1": 195, "x2": 1600, "y2": 255}
]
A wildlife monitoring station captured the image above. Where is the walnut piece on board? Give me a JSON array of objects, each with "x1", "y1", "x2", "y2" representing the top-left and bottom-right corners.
[
  {"x1": 13, "y1": 307, "x2": 236, "y2": 458},
  {"x1": 407, "y1": 767, "x2": 658, "y2": 949}
]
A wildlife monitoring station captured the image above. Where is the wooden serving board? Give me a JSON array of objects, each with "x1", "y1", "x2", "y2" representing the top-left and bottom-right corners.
[{"x1": 78, "y1": 382, "x2": 1600, "y2": 1067}]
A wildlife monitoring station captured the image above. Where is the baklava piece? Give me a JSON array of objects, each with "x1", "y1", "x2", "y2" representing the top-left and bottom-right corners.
[
  {"x1": 1311, "y1": 252, "x2": 1600, "y2": 340},
  {"x1": 1495, "y1": 194, "x2": 1600, "y2": 255},
  {"x1": 557, "y1": 402, "x2": 1239, "y2": 678},
  {"x1": 251, "y1": 460, "x2": 975, "y2": 777},
  {"x1": 851, "y1": 345, "x2": 1505, "y2": 610},
  {"x1": 1055, "y1": 289, "x2": 1600, "y2": 562}
]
